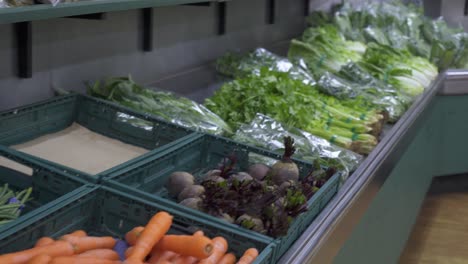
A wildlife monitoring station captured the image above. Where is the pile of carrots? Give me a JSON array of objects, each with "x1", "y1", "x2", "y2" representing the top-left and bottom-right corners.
[{"x1": 0, "y1": 211, "x2": 259, "y2": 264}]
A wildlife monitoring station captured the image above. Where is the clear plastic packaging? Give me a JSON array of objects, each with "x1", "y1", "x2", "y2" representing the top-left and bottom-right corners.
[
  {"x1": 233, "y1": 113, "x2": 363, "y2": 181},
  {"x1": 87, "y1": 76, "x2": 232, "y2": 136},
  {"x1": 216, "y1": 48, "x2": 316, "y2": 86},
  {"x1": 325, "y1": 63, "x2": 413, "y2": 122},
  {"x1": 0, "y1": 0, "x2": 33, "y2": 7}
]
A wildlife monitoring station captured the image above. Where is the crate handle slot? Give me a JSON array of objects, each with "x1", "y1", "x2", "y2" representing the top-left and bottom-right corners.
[
  {"x1": 0, "y1": 156, "x2": 33, "y2": 177},
  {"x1": 0, "y1": 159, "x2": 33, "y2": 190}
]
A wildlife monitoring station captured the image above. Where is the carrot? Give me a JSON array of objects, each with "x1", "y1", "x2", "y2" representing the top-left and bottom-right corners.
[
  {"x1": 198, "y1": 237, "x2": 228, "y2": 264},
  {"x1": 147, "y1": 249, "x2": 177, "y2": 264},
  {"x1": 158, "y1": 261, "x2": 172, "y2": 264},
  {"x1": 27, "y1": 254, "x2": 51, "y2": 264},
  {"x1": 127, "y1": 212, "x2": 173, "y2": 261},
  {"x1": 78, "y1": 249, "x2": 120, "y2": 260},
  {"x1": 125, "y1": 246, "x2": 134, "y2": 258},
  {"x1": 193, "y1": 230, "x2": 204, "y2": 237},
  {"x1": 125, "y1": 226, "x2": 144, "y2": 246},
  {"x1": 60, "y1": 235, "x2": 116, "y2": 254},
  {"x1": 155, "y1": 235, "x2": 213, "y2": 259},
  {"x1": 69, "y1": 230, "x2": 87, "y2": 237},
  {"x1": 169, "y1": 255, "x2": 198, "y2": 264},
  {"x1": 150, "y1": 229, "x2": 204, "y2": 264},
  {"x1": 237, "y1": 248, "x2": 259, "y2": 264},
  {"x1": 50, "y1": 256, "x2": 121, "y2": 264},
  {"x1": 34, "y1": 237, "x2": 55, "y2": 248},
  {"x1": 165, "y1": 231, "x2": 204, "y2": 264},
  {"x1": 121, "y1": 259, "x2": 147, "y2": 264},
  {"x1": 218, "y1": 253, "x2": 236, "y2": 264},
  {"x1": 0, "y1": 240, "x2": 74, "y2": 264},
  {"x1": 123, "y1": 260, "x2": 145, "y2": 264}
]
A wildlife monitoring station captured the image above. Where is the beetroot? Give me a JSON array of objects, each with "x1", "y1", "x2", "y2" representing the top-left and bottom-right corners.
[
  {"x1": 270, "y1": 137, "x2": 299, "y2": 185},
  {"x1": 248, "y1": 163, "x2": 271, "y2": 181},
  {"x1": 178, "y1": 185, "x2": 205, "y2": 202},
  {"x1": 167, "y1": 171, "x2": 195, "y2": 197}
]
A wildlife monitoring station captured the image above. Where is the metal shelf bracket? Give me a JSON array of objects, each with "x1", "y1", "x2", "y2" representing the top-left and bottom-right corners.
[
  {"x1": 141, "y1": 8, "x2": 153, "y2": 52},
  {"x1": 304, "y1": 0, "x2": 310, "y2": 16},
  {"x1": 266, "y1": 0, "x2": 275, "y2": 24},
  {"x1": 216, "y1": 1, "x2": 226, "y2": 35},
  {"x1": 14, "y1": 21, "x2": 32, "y2": 79}
]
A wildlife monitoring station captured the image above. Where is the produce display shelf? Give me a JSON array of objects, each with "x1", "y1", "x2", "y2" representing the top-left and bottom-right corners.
[
  {"x1": 136, "y1": 58, "x2": 449, "y2": 263},
  {"x1": 0, "y1": 145, "x2": 89, "y2": 233},
  {"x1": 0, "y1": 185, "x2": 275, "y2": 264},
  {"x1": 277, "y1": 71, "x2": 447, "y2": 264},
  {"x1": 0, "y1": 0, "x2": 222, "y2": 24},
  {"x1": 101, "y1": 133, "x2": 341, "y2": 262},
  {"x1": 0, "y1": 93, "x2": 197, "y2": 183}
]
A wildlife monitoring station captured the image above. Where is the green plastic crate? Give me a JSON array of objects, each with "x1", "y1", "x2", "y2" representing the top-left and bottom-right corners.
[
  {"x1": 0, "y1": 94, "x2": 198, "y2": 182},
  {"x1": 103, "y1": 133, "x2": 341, "y2": 262},
  {"x1": 0, "y1": 185, "x2": 274, "y2": 264},
  {"x1": 0, "y1": 145, "x2": 88, "y2": 233}
]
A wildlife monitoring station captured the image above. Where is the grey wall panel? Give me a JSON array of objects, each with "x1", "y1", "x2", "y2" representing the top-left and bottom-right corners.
[
  {"x1": 226, "y1": 0, "x2": 265, "y2": 33},
  {"x1": 0, "y1": 24, "x2": 14, "y2": 79},
  {"x1": 0, "y1": 0, "x2": 307, "y2": 111}
]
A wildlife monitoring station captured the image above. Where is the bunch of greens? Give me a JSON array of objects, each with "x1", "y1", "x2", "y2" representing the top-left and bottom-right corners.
[
  {"x1": 1, "y1": 0, "x2": 34, "y2": 7},
  {"x1": 87, "y1": 76, "x2": 232, "y2": 136},
  {"x1": 0, "y1": 184, "x2": 32, "y2": 226},
  {"x1": 421, "y1": 18, "x2": 468, "y2": 69},
  {"x1": 289, "y1": 25, "x2": 366, "y2": 77},
  {"x1": 287, "y1": 25, "x2": 412, "y2": 121},
  {"x1": 318, "y1": 70, "x2": 411, "y2": 123},
  {"x1": 360, "y1": 43, "x2": 438, "y2": 97},
  {"x1": 216, "y1": 48, "x2": 316, "y2": 85},
  {"x1": 205, "y1": 68, "x2": 382, "y2": 154},
  {"x1": 233, "y1": 113, "x2": 363, "y2": 180},
  {"x1": 310, "y1": 1, "x2": 467, "y2": 71},
  {"x1": 289, "y1": 23, "x2": 437, "y2": 97}
]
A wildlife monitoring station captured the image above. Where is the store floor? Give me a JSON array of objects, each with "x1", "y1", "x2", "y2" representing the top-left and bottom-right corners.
[{"x1": 399, "y1": 175, "x2": 468, "y2": 264}]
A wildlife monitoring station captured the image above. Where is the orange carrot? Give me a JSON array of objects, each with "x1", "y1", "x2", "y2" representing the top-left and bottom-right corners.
[
  {"x1": 198, "y1": 237, "x2": 228, "y2": 264},
  {"x1": 60, "y1": 235, "x2": 116, "y2": 254},
  {"x1": 69, "y1": 230, "x2": 87, "y2": 237},
  {"x1": 27, "y1": 254, "x2": 51, "y2": 264},
  {"x1": 127, "y1": 212, "x2": 173, "y2": 261},
  {"x1": 150, "y1": 229, "x2": 204, "y2": 264},
  {"x1": 169, "y1": 255, "x2": 198, "y2": 264},
  {"x1": 147, "y1": 249, "x2": 177, "y2": 264},
  {"x1": 123, "y1": 260, "x2": 145, "y2": 264},
  {"x1": 50, "y1": 256, "x2": 121, "y2": 264},
  {"x1": 155, "y1": 235, "x2": 213, "y2": 259},
  {"x1": 125, "y1": 247, "x2": 134, "y2": 259},
  {"x1": 237, "y1": 248, "x2": 259, "y2": 264},
  {"x1": 158, "y1": 261, "x2": 172, "y2": 264},
  {"x1": 218, "y1": 253, "x2": 236, "y2": 264},
  {"x1": 78, "y1": 249, "x2": 120, "y2": 260},
  {"x1": 193, "y1": 230, "x2": 204, "y2": 237},
  {"x1": 125, "y1": 226, "x2": 144, "y2": 246},
  {"x1": 0, "y1": 240, "x2": 74, "y2": 264},
  {"x1": 34, "y1": 237, "x2": 55, "y2": 248}
]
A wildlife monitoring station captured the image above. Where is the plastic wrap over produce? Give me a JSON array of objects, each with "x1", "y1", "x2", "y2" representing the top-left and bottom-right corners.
[
  {"x1": 113, "y1": 92, "x2": 230, "y2": 135},
  {"x1": 318, "y1": 70, "x2": 411, "y2": 122},
  {"x1": 116, "y1": 113, "x2": 154, "y2": 131},
  {"x1": 0, "y1": 0, "x2": 33, "y2": 7},
  {"x1": 87, "y1": 76, "x2": 232, "y2": 136},
  {"x1": 233, "y1": 114, "x2": 363, "y2": 181},
  {"x1": 217, "y1": 48, "x2": 316, "y2": 85},
  {"x1": 0, "y1": 0, "x2": 73, "y2": 7}
]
